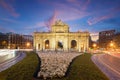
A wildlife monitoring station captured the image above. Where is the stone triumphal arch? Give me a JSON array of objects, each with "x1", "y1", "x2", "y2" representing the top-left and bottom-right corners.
[{"x1": 34, "y1": 20, "x2": 90, "y2": 52}]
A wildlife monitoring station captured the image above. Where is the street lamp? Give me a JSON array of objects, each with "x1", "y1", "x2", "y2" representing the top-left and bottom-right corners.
[
  {"x1": 93, "y1": 43, "x2": 97, "y2": 49},
  {"x1": 26, "y1": 42, "x2": 30, "y2": 48},
  {"x1": 109, "y1": 41, "x2": 116, "y2": 51},
  {"x1": 2, "y1": 41, "x2": 7, "y2": 48},
  {"x1": 109, "y1": 41, "x2": 114, "y2": 49},
  {"x1": 109, "y1": 41, "x2": 114, "y2": 47}
]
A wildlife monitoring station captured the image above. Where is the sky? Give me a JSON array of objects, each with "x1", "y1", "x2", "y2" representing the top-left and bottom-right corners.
[{"x1": 0, "y1": 0, "x2": 120, "y2": 41}]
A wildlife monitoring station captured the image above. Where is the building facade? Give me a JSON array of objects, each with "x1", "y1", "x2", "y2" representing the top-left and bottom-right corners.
[
  {"x1": 0, "y1": 33, "x2": 8, "y2": 48},
  {"x1": 34, "y1": 20, "x2": 90, "y2": 52},
  {"x1": 0, "y1": 32, "x2": 33, "y2": 49},
  {"x1": 113, "y1": 32, "x2": 120, "y2": 48},
  {"x1": 99, "y1": 30, "x2": 115, "y2": 49}
]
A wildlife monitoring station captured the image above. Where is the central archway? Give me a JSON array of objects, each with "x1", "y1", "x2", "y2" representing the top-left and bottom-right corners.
[
  {"x1": 71, "y1": 40, "x2": 77, "y2": 49},
  {"x1": 57, "y1": 41, "x2": 63, "y2": 49},
  {"x1": 45, "y1": 40, "x2": 50, "y2": 49},
  {"x1": 38, "y1": 44, "x2": 40, "y2": 50}
]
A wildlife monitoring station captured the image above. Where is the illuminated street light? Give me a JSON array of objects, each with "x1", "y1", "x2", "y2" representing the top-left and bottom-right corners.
[
  {"x1": 2, "y1": 41, "x2": 7, "y2": 48},
  {"x1": 26, "y1": 42, "x2": 30, "y2": 47},
  {"x1": 110, "y1": 43, "x2": 114, "y2": 47},
  {"x1": 110, "y1": 41, "x2": 114, "y2": 48},
  {"x1": 109, "y1": 41, "x2": 116, "y2": 51},
  {"x1": 93, "y1": 43, "x2": 97, "y2": 48}
]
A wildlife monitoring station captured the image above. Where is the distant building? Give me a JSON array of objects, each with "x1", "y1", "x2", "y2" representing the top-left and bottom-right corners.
[
  {"x1": 22, "y1": 35, "x2": 33, "y2": 49},
  {"x1": 89, "y1": 36, "x2": 93, "y2": 48},
  {"x1": 113, "y1": 32, "x2": 120, "y2": 48},
  {"x1": 0, "y1": 33, "x2": 8, "y2": 48},
  {"x1": 34, "y1": 20, "x2": 90, "y2": 52},
  {"x1": 89, "y1": 35, "x2": 99, "y2": 49},
  {"x1": 99, "y1": 30, "x2": 115, "y2": 49},
  {"x1": 0, "y1": 32, "x2": 33, "y2": 49}
]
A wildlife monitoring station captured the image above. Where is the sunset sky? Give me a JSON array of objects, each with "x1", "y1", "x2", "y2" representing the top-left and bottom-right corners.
[{"x1": 0, "y1": 0, "x2": 120, "y2": 41}]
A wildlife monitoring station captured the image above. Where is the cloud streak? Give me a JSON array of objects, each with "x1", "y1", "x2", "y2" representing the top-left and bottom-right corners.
[
  {"x1": 45, "y1": 10, "x2": 58, "y2": 31},
  {"x1": 0, "y1": 0, "x2": 19, "y2": 17},
  {"x1": 26, "y1": 10, "x2": 58, "y2": 32},
  {"x1": 24, "y1": 21, "x2": 49, "y2": 33},
  {"x1": 82, "y1": 0, "x2": 90, "y2": 10},
  {"x1": 87, "y1": 14, "x2": 114, "y2": 25},
  {"x1": 52, "y1": 2, "x2": 90, "y2": 21},
  {"x1": 39, "y1": 0, "x2": 91, "y2": 22},
  {"x1": 0, "y1": 26, "x2": 14, "y2": 32},
  {"x1": 0, "y1": 18, "x2": 20, "y2": 23},
  {"x1": 87, "y1": 6, "x2": 120, "y2": 26}
]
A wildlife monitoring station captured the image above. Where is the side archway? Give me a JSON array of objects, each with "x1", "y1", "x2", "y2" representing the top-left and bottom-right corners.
[
  {"x1": 71, "y1": 40, "x2": 77, "y2": 49},
  {"x1": 38, "y1": 44, "x2": 40, "y2": 50},
  {"x1": 45, "y1": 40, "x2": 50, "y2": 49}
]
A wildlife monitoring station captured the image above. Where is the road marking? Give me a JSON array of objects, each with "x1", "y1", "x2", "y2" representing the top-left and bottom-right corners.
[
  {"x1": 98, "y1": 54, "x2": 120, "y2": 76},
  {"x1": 0, "y1": 53, "x2": 26, "y2": 72}
]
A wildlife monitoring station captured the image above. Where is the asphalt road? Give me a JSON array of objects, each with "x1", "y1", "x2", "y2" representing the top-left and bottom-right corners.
[
  {"x1": 0, "y1": 52, "x2": 26, "y2": 72},
  {"x1": 92, "y1": 53, "x2": 120, "y2": 80},
  {"x1": 0, "y1": 53, "x2": 18, "y2": 64}
]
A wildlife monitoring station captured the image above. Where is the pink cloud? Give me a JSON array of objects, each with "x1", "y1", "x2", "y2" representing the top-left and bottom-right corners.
[
  {"x1": 67, "y1": 0, "x2": 76, "y2": 3},
  {"x1": 25, "y1": 22, "x2": 45, "y2": 30},
  {"x1": 87, "y1": 6, "x2": 120, "y2": 26},
  {"x1": 25, "y1": 11, "x2": 57, "y2": 31},
  {"x1": 25, "y1": 11, "x2": 58, "y2": 32},
  {"x1": 112, "y1": 6, "x2": 120, "y2": 12},
  {"x1": 38, "y1": 0, "x2": 91, "y2": 22},
  {"x1": 45, "y1": 10, "x2": 58, "y2": 31},
  {"x1": 53, "y1": 2, "x2": 90, "y2": 21},
  {"x1": 36, "y1": 22, "x2": 46, "y2": 27},
  {"x1": 0, "y1": 0, "x2": 19, "y2": 17},
  {"x1": 67, "y1": 0, "x2": 90, "y2": 11},
  {"x1": 82, "y1": 0, "x2": 90, "y2": 10},
  {"x1": 67, "y1": 0, "x2": 81, "y2": 7},
  {"x1": 87, "y1": 13, "x2": 115, "y2": 26},
  {"x1": 25, "y1": 21, "x2": 49, "y2": 32}
]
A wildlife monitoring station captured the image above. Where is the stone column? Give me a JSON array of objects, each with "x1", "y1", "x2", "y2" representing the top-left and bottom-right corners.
[
  {"x1": 63, "y1": 37, "x2": 67, "y2": 51},
  {"x1": 42, "y1": 39, "x2": 44, "y2": 51},
  {"x1": 51, "y1": 37, "x2": 56, "y2": 51},
  {"x1": 87, "y1": 36, "x2": 89, "y2": 51},
  {"x1": 67, "y1": 35, "x2": 69, "y2": 52},
  {"x1": 78, "y1": 38, "x2": 80, "y2": 52}
]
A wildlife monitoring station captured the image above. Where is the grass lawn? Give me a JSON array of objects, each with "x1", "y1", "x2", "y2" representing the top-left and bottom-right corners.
[
  {"x1": 0, "y1": 52, "x2": 109, "y2": 80},
  {"x1": 0, "y1": 51, "x2": 39, "y2": 80},
  {"x1": 53, "y1": 53, "x2": 109, "y2": 80}
]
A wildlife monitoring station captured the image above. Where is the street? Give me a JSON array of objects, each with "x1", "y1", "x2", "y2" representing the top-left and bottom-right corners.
[
  {"x1": 92, "y1": 53, "x2": 120, "y2": 80},
  {"x1": 0, "y1": 50, "x2": 26, "y2": 72}
]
